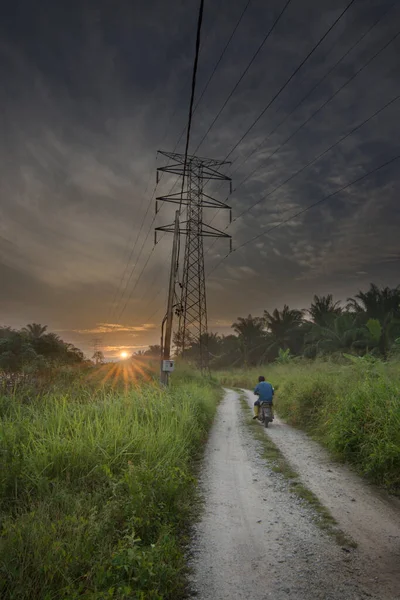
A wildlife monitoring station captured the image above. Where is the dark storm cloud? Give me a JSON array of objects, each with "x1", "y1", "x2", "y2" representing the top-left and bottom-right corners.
[{"x1": 1, "y1": 0, "x2": 399, "y2": 356}]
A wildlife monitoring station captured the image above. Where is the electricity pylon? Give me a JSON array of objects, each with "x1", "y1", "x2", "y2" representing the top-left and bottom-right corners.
[{"x1": 155, "y1": 150, "x2": 232, "y2": 372}]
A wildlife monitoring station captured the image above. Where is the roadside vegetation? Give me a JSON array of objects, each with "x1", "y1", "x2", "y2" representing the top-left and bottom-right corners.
[
  {"x1": 0, "y1": 365, "x2": 219, "y2": 599},
  {"x1": 217, "y1": 359, "x2": 400, "y2": 495},
  {"x1": 205, "y1": 282, "x2": 400, "y2": 496}
]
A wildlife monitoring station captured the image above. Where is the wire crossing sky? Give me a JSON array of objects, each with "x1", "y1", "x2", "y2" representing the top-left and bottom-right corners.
[{"x1": 1, "y1": 0, "x2": 399, "y2": 358}]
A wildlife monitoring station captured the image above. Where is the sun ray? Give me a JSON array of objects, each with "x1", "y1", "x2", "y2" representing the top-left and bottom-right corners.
[{"x1": 100, "y1": 363, "x2": 119, "y2": 386}]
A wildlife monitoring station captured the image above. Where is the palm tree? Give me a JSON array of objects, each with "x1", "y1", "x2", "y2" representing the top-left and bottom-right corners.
[
  {"x1": 0, "y1": 326, "x2": 13, "y2": 339},
  {"x1": 23, "y1": 323, "x2": 48, "y2": 339},
  {"x1": 211, "y1": 334, "x2": 241, "y2": 368},
  {"x1": 173, "y1": 330, "x2": 194, "y2": 356},
  {"x1": 309, "y1": 294, "x2": 342, "y2": 326},
  {"x1": 264, "y1": 305, "x2": 304, "y2": 353},
  {"x1": 305, "y1": 313, "x2": 370, "y2": 356},
  {"x1": 232, "y1": 314, "x2": 265, "y2": 365},
  {"x1": 347, "y1": 284, "x2": 400, "y2": 356},
  {"x1": 347, "y1": 284, "x2": 400, "y2": 321}
]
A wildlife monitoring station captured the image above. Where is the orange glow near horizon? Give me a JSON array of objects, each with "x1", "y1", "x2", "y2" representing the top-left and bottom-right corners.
[
  {"x1": 86, "y1": 356, "x2": 153, "y2": 391},
  {"x1": 120, "y1": 351, "x2": 129, "y2": 359}
]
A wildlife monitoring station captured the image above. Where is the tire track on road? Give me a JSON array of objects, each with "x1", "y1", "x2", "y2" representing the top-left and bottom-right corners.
[{"x1": 189, "y1": 390, "x2": 392, "y2": 599}]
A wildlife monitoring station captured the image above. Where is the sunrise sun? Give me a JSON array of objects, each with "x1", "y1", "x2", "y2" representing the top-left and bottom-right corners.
[{"x1": 120, "y1": 351, "x2": 129, "y2": 359}]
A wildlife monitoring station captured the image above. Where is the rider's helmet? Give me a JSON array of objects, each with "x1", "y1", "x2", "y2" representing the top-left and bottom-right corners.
[{"x1": 258, "y1": 375, "x2": 265, "y2": 382}]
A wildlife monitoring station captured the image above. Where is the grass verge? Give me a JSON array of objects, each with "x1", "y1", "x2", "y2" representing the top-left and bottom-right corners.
[
  {"x1": 216, "y1": 360, "x2": 400, "y2": 495},
  {"x1": 0, "y1": 372, "x2": 219, "y2": 600},
  {"x1": 239, "y1": 395, "x2": 356, "y2": 549}
]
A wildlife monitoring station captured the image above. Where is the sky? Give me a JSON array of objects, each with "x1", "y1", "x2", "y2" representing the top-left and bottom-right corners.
[{"x1": 1, "y1": 0, "x2": 399, "y2": 359}]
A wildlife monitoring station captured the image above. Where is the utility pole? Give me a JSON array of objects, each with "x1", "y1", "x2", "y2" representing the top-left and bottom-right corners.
[
  {"x1": 155, "y1": 150, "x2": 232, "y2": 372},
  {"x1": 160, "y1": 210, "x2": 180, "y2": 385}
]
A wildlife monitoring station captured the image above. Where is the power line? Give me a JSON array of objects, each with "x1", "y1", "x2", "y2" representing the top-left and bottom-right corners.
[
  {"x1": 205, "y1": 17, "x2": 399, "y2": 246},
  {"x1": 115, "y1": 213, "x2": 159, "y2": 319},
  {"x1": 137, "y1": 255, "x2": 169, "y2": 303},
  {"x1": 203, "y1": 0, "x2": 360, "y2": 233},
  {"x1": 107, "y1": 109, "x2": 176, "y2": 323},
  {"x1": 233, "y1": 95, "x2": 400, "y2": 217},
  {"x1": 107, "y1": 2, "x2": 398, "y2": 335},
  {"x1": 107, "y1": 0, "x2": 216, "y2": 324},
  {"x1": 127, "y1": 0, "x2": 236, "y2": 313},
  {"x1": 112, "y1": 179, "x2": 181, "y2": 326},
  {"x1": 116, "y1": 241, "x2": 158, "y2": 322},
  {"x1": 144, "y1": 285, "x2": 166, "y2": 319},
  {"x1": 159, "y1": 0, "x2": 254, "y2": 205},
  {"x1": 208, "y1": 153, "x2": 400, "y2": 276},
  {"x1": 238, "y1": 155, "x2": 400, "y2": 249},
  {"x1": 194, "y1": 0, "x2": 252, "y2": 117},
  {"x1": 226, "y1": 1, "x2": 396, "y2": 189},
  {"x1": 204, "y1": 91, "x2": 400, "y2": 260},
  {"x1": 193, "y1": 0, "x2": 293, "y2": 155},
  {"x1": 222, "y1": 0, "x2": 357, "y2": 163},
  {"x1": 118, "y1": 169, "x2": 153, "y2": 278},
  {"x1": 109, "y1": 181, "x2": 159, "y2": 320},
  {"x1": 144, "y1": 301, "x2": 164, "y2": 327},
  {"x1": 168, "y1": 0, "x2": 253, "y2": 162},
  {"x1": 100, "y1": 0, "x2": 247, "y2": 344},
  {"x1": 179, "y1": 0, "x2": 205, "y2": 210},
  {"x1": 154, "y1": 0, "x2": 222, "y2": 160},
  {"x1": 232, "y1": 26, "x2": 400, "y2": 205},
  {"x1": 111, "y1": 174, "x2": 185, "y2": 323},
  {"x1": 114, "y1": 1, "x2": 207, "y2": 354}
]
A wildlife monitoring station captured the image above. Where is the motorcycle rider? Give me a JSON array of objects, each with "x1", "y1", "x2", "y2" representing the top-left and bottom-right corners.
[{"x1": 253, "y1": 375, "x2": 274, "y2": 419}]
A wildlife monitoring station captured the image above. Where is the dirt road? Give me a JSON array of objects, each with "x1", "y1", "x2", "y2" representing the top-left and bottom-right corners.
[{"x1": 189, "y1": 390, "x2": 400, "y2": 600}]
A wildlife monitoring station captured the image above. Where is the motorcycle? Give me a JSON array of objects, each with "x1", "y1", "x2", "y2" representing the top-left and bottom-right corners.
[{"x1": 258, "y1": 401, "x2": 274, "y2": 428}]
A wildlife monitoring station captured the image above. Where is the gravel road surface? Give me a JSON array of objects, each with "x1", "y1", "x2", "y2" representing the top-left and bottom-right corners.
[{"x1": 189, "y1": 389, "x2": 400, "y2": 600}]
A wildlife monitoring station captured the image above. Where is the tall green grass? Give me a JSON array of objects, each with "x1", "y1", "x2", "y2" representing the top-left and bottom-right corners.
[
  {"x1": 0, "y1": 374, "x2": 219, "y2": 599},
  {"x1": 215, "y1": 360, "x2": 400, "y2": 494}
]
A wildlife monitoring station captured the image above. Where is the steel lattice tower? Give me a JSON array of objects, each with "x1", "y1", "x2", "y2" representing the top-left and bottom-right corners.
[{"x1": 155, "y1": 151, "x2": 232, "y2": 371}]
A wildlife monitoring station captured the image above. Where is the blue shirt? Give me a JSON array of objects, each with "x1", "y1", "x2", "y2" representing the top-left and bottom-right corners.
[{"x1": 254, "y1": 381, "x2": 274, "y2": 402}]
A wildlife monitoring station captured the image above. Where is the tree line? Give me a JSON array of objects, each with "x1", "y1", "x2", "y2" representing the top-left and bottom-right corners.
[
  {"x1": 178, "y1": 283, "x2": 400, "y2": 368},
  {"x1": 0, "y1": 323, "x2": 86, "y2": 374},
  {"x1": 3, "y1": 283, "x2": 400, "y2": 375}
]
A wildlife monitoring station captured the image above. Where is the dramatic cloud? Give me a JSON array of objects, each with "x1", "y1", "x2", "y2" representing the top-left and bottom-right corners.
[{"x1": 1, "y1": 0, "x2": 399, "y2": 357}]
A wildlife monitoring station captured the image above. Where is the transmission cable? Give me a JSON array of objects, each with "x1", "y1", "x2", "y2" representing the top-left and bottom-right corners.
[
  {"x1": 179, "y1": 0, "x2": 205, "y2": 210},
  {"x1": 109, "y1": 181, "x2": 159, "y2": 319},
  {"x1": 205, "y1": 20, "x2": 400, "y2": 254},
  {"x1": 113, "y1": 210, "x2": 160, "y2": 318},
  {"x1": 204, "y1": 0, "x2": 360, "y2": 233},
  {"x1": 108, "y1": 0, "x2": 215, "y2": 324},
  {"x1": 208, "y1": 153, "x2": 400, "y2": 276},
  {"x1": 159, "y1": 0, "x2": 253, "y2": 208},
  {"x1": 221, "y1": 0, "x2": 357, "y2": 163},
  {"x1": 195, "y1": 1, "x2": 253, "y2": 118},
  {"x1": 192, "y1": 0, "x2": 293, "y2": 155},
  {"x1": 233, "y1": 27, "x2": 400, "y2": 206},
  {"x1": 166, "y1": 0, "x2": 252, "y2": 166},
  {"x1": 116, "y1": 241, "x2": 158, "y2": 322},
  {"x1": 156, "y1": 0, "x2": 267, "y2": 227},
  {"x1": 115, "y1": 0, "x2": 205, "y2": 321},
  {"x1": 226, "y1": 2, "x2": 396, "y2": 189},
  {"x1": 204, "y1": 91, "x2": 399, "y2": 263}
]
